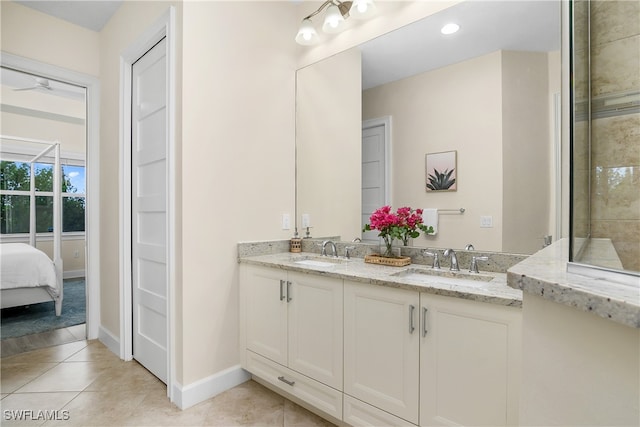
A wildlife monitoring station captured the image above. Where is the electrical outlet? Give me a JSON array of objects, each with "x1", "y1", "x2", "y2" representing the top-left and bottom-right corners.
[
  {"x1": 282, "y1": 213, "x2": 291, "y2": 230},
  {"x1": 301, "y1": 214, "x2": 311, "y2": 228},
  {"x1": 480, "y1": 216, "x2": 493, "y2": 228}
]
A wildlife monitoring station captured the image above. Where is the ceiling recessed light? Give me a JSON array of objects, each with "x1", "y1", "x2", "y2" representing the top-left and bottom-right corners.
[{"x1": 441, "y1": 23, "x2": 460, "y2": 35}]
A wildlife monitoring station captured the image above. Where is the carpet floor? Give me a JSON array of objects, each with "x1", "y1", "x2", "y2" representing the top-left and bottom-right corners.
[{"x1": 1, "y1": 279, "x2": 86, "y2": 340}]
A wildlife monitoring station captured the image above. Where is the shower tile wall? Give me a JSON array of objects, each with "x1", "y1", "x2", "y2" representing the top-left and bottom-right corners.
[
  {"x1": 590, "y1": 0, "x2": 640, "y2": 271},
  {"x1": 573, "y1": 0, "x2": 591, "y2": 247}
]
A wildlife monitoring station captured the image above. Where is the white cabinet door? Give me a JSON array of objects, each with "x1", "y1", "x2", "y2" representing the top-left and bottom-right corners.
[
  {"x1": 420, "y1": 293, "x2": 522, "y2": 427},
  {"x1": 241, "y1": 265, "x2": 343, "y2": 391},
  {"x1": 288, "y1": 272, "x2": 343, "y2": 390},
  {"x1": 344, "y1": 280, "x2": 420, "y2": 424},
  {"x1": 243, "y1": 265, "x2": 288, "y2": 366}
]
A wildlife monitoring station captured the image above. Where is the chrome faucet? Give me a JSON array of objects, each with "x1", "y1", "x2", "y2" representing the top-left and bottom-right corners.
[
  {"x1": 469, "y1": 255, "x2": 489, "y2": 273},
  {"x1": 422, "y1": 250, "x2": 440, "y2": 269},
  {"x1": 321, "y1": 240, "x2": 337, "y2": 257},
  {"x1": 443, "y1": 248, "x2": 460, "y2": 271}
]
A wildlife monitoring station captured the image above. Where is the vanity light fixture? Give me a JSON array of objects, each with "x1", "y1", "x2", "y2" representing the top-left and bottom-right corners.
[
  {"x1": 295, "y1": 0, "x2": 377, "y2": 46},
  {"x1": 441, "y1": 23, "x2": 460, "y2": 35}
]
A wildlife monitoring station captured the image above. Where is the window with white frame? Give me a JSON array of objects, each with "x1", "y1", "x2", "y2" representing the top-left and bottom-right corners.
[{"x1": 0, "y1": 160, "x2": 86, "y2": 234}]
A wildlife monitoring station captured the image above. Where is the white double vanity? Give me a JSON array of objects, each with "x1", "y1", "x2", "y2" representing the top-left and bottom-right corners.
[
  {"x1": 239, "y1": 241, "x2": 523, "y2": 426},
  {"x1": 239, "y1": 239, "x2": 640, "y2": 426}
]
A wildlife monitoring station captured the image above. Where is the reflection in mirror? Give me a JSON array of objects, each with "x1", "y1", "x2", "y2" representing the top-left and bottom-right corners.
[
  {"x1": 569, "y1": 0, "x2": 640, "y2": 274},
  {"x1": 296, "y1": 0, "x2": 562, "y2": 255}
]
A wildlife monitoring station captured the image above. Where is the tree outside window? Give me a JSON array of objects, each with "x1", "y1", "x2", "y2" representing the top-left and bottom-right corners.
[{"x1": 0, "y1": 161, "x2": 86, "y2": 234}]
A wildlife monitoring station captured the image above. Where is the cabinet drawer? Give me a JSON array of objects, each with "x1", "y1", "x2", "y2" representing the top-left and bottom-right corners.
[
  {"x1": 246, "y1": 350, "x2": 343, "y2": 420},
  {"x1": 344, "y1": 394, "x2": 417, "y2": 427}
]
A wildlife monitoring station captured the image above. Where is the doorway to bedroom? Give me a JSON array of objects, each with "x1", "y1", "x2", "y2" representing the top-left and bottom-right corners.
[{"x1": 0, "y1": 66, "x2": 88, "y2": 356}]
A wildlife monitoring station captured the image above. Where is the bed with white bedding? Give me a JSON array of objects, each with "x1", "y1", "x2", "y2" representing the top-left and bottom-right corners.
[
  {"x1": 1, "y1": 243, "x2": 63, "y2": 316},
  {"x1": 1, "y1": 135, "x2": 64, "y2": 317}
]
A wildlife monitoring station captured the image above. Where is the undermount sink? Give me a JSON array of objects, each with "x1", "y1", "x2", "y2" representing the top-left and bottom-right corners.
[
  {"x1": 391, "y1": 267, "x2": 494, "y2": 287},
  {"x1": 293, "y1": 256, "x2": 347, "y2": 267}
]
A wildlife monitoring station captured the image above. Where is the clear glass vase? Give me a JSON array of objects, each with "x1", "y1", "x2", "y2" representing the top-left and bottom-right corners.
[{"x1": 381, "y1": 236, "x2": 398, "y2": 258}]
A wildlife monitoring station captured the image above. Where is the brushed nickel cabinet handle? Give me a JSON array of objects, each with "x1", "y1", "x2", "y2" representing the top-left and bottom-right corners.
[
  {"x1": 278, "y1": 376, "x2": 295, "y2": 386},
  {"x1": 422, "y1": 307, "x2": 429, "y2": 337},
  {"x1": 279, "y1": 280, "x2": 285, "y2": 301},
  {"x1": 409, "y1": 305, "x2": 416, "y2": 334},
  {"x1": 287, "y1": 281, "x2": 292, "y2": 302}
]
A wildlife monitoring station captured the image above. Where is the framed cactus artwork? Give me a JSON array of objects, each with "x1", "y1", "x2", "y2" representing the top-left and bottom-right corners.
[{"x1": 425, "y1": 150, "x2": 457, "y2": 192}]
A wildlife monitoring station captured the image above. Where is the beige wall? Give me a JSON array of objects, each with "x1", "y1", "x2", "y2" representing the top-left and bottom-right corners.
[
  {"x1": 0, "y1": 1, "x2": 99, "y2": 77},
  {"x1": 363, "y1": 51, "x2": 503, "y2": 251},
  {"x1": 589, "y1": 0, "x2": 640, "y2": 271},
  {"x1": 35, "y1": 238, "x2": 86, "y2": 275},
  {"x1": 363, "y1": 50, "x2": 554, "y2": 253},
  {"x1": 501, "y1": 51, "x2": 551, "y2": 254},
  {"x1": 180, "y1": 1, "x2": 298, "y2": 385},
  {"x1": 296, "y1": 48, "x2": 361, "y2": 240}
]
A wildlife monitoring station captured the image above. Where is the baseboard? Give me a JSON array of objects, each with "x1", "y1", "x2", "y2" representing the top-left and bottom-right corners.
[
  {"x1": 172, "y1": 365, "x2": 251, "y2": 410},
  {"x1": 63, "y1": 270, "x2": 85, "y2": 279},
  {"x1": 98, "y1": 326, "x2": 120, "y2": 357}
]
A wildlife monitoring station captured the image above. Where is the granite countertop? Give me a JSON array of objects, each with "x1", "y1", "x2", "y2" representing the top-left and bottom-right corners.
[
  {"x1": 507, "y1": 239, "x2": 640, "y2": 328},
  {"x1": 239, "y1": 252, "x2": 523, "y2": 307}
]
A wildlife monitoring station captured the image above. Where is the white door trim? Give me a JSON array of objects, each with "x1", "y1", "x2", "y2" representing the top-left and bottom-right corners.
[
  {"x1": 362, "y1": 116, "x2": 392, "y2": 205},
  {"x1": 119, "y1": 6, "x2": 176, "y2": 400},
  {"x1": 0, "y1": 52, "x2": 101, "y2": 340}
]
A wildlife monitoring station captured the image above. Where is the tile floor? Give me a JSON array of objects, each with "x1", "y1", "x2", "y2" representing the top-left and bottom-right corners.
[
  {"x1": 1, "y1": 338, "x2": 337, "y2": 426},
  {"x1": 1, "y1": 324, "x2": 87, "y2": 358}
]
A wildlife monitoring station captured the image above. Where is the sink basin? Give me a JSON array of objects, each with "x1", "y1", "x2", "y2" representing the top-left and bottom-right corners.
[
  {"x1": 391, "y1": 268, "x2": 494, "y2": 287},
  {"x1": 293, "y1": 256, "x2": 347, "y2": 267}
]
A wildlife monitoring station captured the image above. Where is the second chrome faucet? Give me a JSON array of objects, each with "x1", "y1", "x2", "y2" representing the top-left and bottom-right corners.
[{"x1": 443, "y1": 248, "x2": 460, "y2": 271}]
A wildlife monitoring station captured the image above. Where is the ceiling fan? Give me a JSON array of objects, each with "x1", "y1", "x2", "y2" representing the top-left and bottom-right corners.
[
  {"x1": 8, "y1": 74, "x2": 84, "y2": 100},
  {"x1": 13, "y1": 77, "x2": 54, "y2": 92}
]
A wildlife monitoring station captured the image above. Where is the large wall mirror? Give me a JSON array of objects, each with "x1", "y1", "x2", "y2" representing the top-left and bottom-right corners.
[{"x1": 296, "y1": 0, "x2": 562, "y2": 255}]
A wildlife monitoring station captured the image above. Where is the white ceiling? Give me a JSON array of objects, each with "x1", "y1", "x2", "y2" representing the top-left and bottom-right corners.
[
  {"x1": 360, "y1": 0, "x2": 561, "y2": 89},
  {"x1": 13, "y1": 0, "x2": 122, "y2": 31}
]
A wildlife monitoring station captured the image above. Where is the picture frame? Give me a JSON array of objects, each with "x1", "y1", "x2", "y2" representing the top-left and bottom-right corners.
[{"x1": 425, "y1": 150, "x2": 457, "y2": 192}]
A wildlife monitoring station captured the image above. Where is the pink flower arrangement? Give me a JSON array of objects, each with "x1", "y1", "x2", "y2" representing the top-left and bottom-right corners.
[{"x1": 363, "y1": 206, "x2": 434, "y2": 257}]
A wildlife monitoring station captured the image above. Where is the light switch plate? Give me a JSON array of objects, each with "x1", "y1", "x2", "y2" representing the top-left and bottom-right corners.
[
  {"x1": 301, "y1": 214, "x2": 311, "y2": 228},
  {"x1": 480, "y1": 215, "x2": 493, "y2": 228},
  {"x1": 282, "y1": 213, "x2": 291, "y2": 230}
]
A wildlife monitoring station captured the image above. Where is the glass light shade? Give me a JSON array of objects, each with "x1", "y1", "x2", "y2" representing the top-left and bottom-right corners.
[
  {"x1": 295, "y1": 19, "x2": 319, "y2": 45},
  {"x1": 349, "y1": 0, "x2": 377, "y2": 19},
  {"x1": 441, "y1": 23, "x2": 460, "y2": 35},
  {"x1": 322, "y1": 4, "x2": 346, "y2": 33}
]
